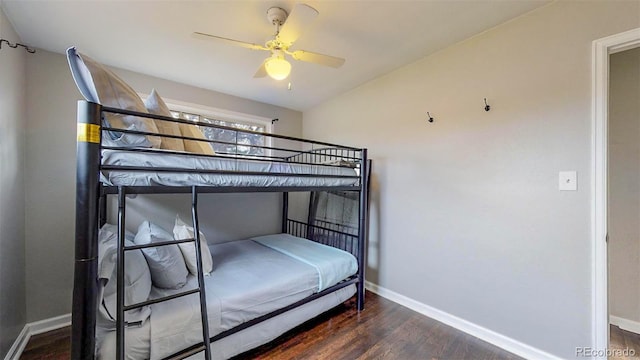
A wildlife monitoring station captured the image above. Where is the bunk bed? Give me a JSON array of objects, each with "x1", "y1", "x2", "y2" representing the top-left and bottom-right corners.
[{"x1": 69, "y1": 48, "x2": 370, "y2": 360}]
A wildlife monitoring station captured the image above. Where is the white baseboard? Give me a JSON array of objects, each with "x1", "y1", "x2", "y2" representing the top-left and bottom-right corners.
[
  {"x1": 3, "y1": 313, "x2": 71, "y2": 360},
  {"x1": 27, "y1": 313, "x2": 71, "y2": 336},
  {"x1": 364, "y1": 281, "x2": 562, "y2": 360},
  {"x1": 3, "y1": 325, "x2": 29, "y2": 360},
  {"x1": 610, "y1": 315, "x2": 640, "y2": 335}
]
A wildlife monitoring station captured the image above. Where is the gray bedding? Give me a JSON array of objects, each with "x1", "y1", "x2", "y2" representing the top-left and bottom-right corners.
[
  {"x1": 101, "y1": 150, "x2": 359, "y2": 188},
  {"x1": 97, "y1": 235, "x2": 358, "y2": 359}
]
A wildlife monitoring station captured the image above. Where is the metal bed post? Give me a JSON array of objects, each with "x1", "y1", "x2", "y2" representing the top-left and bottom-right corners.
[
  {"x1": 191, "y1": 186, "x2": 211, "y2": 360},
  {"x1": 98, "y1": 191, "x2": 107, "y2": 227},
  {"x1": 357, "y1": 149, "x2": 369, "y2": 311},
  {"x1": 72, "y1": 101, "x2": 102, "y2": 360},
  {"x1": 281, "y1": 192, "x2": 289, "y2": 233},
  {"x1": 306, "y1": 192, "x2": 318, "y2": 240},
  {"x1": 116, "y1": 187, "x2": 127, "y2": 359},
  {"x1": 191, "y1": 186, "x2": 212, "y2": 359}
]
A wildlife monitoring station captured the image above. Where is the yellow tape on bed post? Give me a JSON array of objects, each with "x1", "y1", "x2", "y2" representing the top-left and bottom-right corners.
[{"x1": 77, "y1": 123, "x2": 101, "y2": 143}]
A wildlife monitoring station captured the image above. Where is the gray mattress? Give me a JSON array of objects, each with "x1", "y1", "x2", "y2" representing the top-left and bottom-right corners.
[
  {"x1": 101, "y1": 150, "x2": 359, "y2": 187},
  {"x1": 97, "y1": 236, "x2": 357, "y2": 359}
]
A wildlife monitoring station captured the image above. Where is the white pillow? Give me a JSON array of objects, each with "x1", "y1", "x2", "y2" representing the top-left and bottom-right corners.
[
  {"x1": 134, "y1": 221, "x2": 189, "y2": 289},
  {"x1": 100, "y1": 223, "x2": 135, "y2": 242},
  {"x1": 173, "y1": 215, "x2": 213, "y2": 275},
  {"x1": 144, "y1": 89, "x2": 185, "y2": 152},
  {"x1": 98, "y1": 224, "x2": 152, "y2": 329},
  {"x1": 66, "y1": 47, "x2": 161, "y2": 148}
]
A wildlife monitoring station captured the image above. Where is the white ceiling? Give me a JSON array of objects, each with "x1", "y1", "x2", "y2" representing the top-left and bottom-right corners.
[{"x1": 2, "y1": 0, "x2": 548, "y2": 111}]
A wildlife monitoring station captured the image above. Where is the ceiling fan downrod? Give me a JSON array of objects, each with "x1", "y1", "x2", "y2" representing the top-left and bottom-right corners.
[{"x1": 267, "y1": 7, "x2": 288, "y2": 36}]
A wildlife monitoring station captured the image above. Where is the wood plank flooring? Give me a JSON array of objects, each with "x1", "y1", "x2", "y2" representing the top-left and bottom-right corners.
[
  {"x1": 21, "y1": 327, "x2": 70, "y2": 360},
  {"x1": 235, "y1": 292, "x2": 520, "y2": 360},
  {"x1": 610, "y1": 325, "x2": 640, "y2": 359},
  {"x1": 21, "y1": 291, "x2": 521, "y2": 360}
]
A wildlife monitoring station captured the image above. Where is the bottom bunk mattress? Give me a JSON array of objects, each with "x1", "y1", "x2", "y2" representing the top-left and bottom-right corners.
[{"x1": 97, "y1": 234, "x2": 358, "y2": 360}]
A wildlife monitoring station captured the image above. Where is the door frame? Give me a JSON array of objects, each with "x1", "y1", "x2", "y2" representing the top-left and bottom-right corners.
[{"x1": 592, "y1": 27, "x2": 640, "y2": 357}]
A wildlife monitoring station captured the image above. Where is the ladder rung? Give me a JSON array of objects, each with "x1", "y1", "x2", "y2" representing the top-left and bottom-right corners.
[
  {"x1": 164, "y1": 344, "x2": 206, "y2": 360},
  {"x1": 124, "y1": 288, "x2": 200, "y2": 311},
  {"x1": 124, "y1": 238, "x2": 195, "y2": 251}
]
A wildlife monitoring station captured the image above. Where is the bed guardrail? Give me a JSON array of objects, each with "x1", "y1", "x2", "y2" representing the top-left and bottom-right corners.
[
  {"x1": 101, "y1": 105, "x2": 362, "y2": 164},
  {"x1": 285, "y1": 219, "x2": 359, "y2": 257},
  {"x1": 93, "y1": 104, "x2": 366, "y2": 191}
]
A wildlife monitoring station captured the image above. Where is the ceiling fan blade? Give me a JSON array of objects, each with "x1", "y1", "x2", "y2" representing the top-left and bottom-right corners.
[
  {"x1": 192, "y1": 32, "x2": 268, "y2": 51},
  {"x1": 277, "y1": 4, "x2": 319, "y2": 46},
  {"x1": 254, "y1": 61, "x2": 267, "y2": 78},
  {"x1": 290, "y1": 50, "x2": 345, "y2": 68}
]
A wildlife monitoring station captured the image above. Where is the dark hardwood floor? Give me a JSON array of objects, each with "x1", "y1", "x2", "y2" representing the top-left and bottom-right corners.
[
  {"x1": 21, "y1": 326, "x2": 70, "y2": 360},
  {"x1": 610, "y1": 325, "x2": 640, "y2": 359},
  {"x1": 22, "y1": 291, "x2": 521, "y2": 360},
  {"x1": 235, "y1": 292, "x2": 520, "y2": 360}
]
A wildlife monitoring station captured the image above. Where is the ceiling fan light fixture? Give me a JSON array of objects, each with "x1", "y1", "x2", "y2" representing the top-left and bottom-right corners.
[
  {"x1": 264, "y1": 53, "x2": 291, "y2": 81},
  {"x1": 194, "y1": 3, "x2": 344, "y2": 82}
]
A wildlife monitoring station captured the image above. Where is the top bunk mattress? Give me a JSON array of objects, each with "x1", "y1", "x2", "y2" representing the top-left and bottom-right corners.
[{"x1": 101, "y1": 150, "x2": 359, "y2": 188}]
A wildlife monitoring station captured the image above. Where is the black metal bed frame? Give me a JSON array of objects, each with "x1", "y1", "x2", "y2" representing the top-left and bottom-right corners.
[{"x1": 73, "y1": 101, "x2": 370, "y2": 360}]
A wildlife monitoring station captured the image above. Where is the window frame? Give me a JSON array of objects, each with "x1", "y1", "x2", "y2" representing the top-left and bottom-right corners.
[{"x1": 144, "y1": 95, "x2": 274, "y2": 157}]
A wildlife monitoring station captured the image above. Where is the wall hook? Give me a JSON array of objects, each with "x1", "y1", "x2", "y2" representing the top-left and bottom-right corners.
[
  {"x1": 271, "y1": 118, "x2": 279, "y2": 125},
  {"x1": 426, "y1": 112, "x2": 434, "y2": 123},
  {"x1": 484, "y1": 98, "x2": 491, "y2": 112}
]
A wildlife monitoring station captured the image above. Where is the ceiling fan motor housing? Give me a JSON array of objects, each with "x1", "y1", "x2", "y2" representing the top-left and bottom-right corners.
[{"x1": 267, "y1": 7, "x2": 288, "y2": 26}]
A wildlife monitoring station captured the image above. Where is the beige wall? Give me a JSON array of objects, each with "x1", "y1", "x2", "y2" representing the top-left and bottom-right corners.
[
  {"x1": 0, "y1": 7, "x2": 27, "y2": 358},
  {"x1": 303, "y1": 1, "x2": 640, "y2": 358},
  {"x1": 609, "y1": 47, "x2": 640, "y2": 324},
  {"x1": 24, "y1": 49, "x2": 302, "y2": 322}
]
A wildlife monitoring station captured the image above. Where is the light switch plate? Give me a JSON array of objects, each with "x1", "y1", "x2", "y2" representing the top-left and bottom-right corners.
[{"x1": 559, "y1": 171, "x2": 577, "y2": 191}]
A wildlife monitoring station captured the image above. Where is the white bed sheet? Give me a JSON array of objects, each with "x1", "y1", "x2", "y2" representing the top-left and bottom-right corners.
[
  {"x1": 101, "y1": 150, "x2": 359, "y2": 188},
  {"x1": 253, "y1": 233, "x2": 358, "y2": 291},
  {"x1": 98, "y1": 235, "x2": 357, "y2": 359}
]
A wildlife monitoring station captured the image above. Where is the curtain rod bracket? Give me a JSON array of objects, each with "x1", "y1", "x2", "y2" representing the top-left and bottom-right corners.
[{"x1": 0, "y1": 39, "x2": 36, "y2": 54}]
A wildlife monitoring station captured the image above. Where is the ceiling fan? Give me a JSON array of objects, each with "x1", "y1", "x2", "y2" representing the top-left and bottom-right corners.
[{"x1": 193, "y1": 3, "x2": 345, "y2": 81}]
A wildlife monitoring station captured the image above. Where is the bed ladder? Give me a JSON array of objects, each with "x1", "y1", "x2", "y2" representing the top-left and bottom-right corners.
[{"x1": 115, "y1": 186, "x2": 212, "y2": 360}]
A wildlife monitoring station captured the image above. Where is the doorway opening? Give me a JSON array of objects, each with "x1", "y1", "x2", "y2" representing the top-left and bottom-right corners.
[
  {"x1": 592, "y1": 27, "x2": 640, "y2": 359},
  {"x1": 607, "y1": 45, "x2": 640, "y2": 358}
]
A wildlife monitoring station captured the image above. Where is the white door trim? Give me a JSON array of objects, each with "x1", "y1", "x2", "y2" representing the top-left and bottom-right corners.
[{"x1": 592, "y1": 27, "x2": 640, "y2": 359}]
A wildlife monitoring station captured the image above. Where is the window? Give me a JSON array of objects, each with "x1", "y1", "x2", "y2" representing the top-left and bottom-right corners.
[{"x1": 167, "y1": 107, "x2": 271, "y2": 158}]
